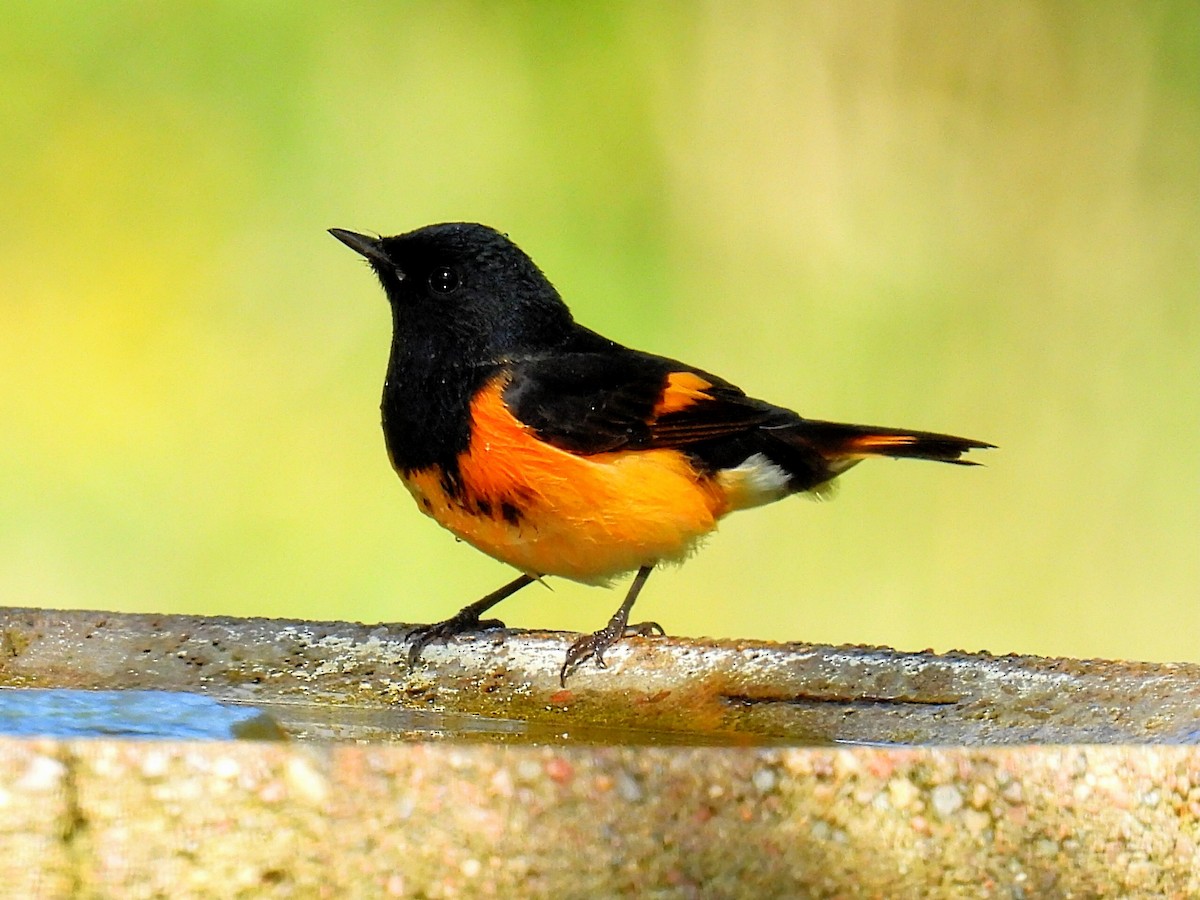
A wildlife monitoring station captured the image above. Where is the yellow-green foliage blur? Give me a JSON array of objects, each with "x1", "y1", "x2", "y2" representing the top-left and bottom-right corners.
[{"x1": 2, "y1": 4, "x2": 1197, "y2": 662}]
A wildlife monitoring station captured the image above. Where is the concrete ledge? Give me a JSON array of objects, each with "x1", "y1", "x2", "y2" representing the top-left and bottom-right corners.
[
  {"x1": 3, "y1": 608, "x2": 1200, "y2": 744},
  {"x1": 3, "y1": 608, "x2": 1200, "y2": 896}
]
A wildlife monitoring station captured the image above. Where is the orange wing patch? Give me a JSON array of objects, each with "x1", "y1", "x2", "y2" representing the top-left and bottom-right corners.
[
  {"x1": 653, "y1": 371, "x2": 713, "y2": 416},
  {"x1": 401, "y1": 375, "x2": 730, "y2": 585}
]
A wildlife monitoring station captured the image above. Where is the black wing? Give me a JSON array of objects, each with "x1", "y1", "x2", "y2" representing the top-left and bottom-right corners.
[
  {"x1": 499, "y1": 329, "x2": 990, "y2": 490},
  {"x1": 501, "y1": 334, "x2": 790, "y2": 456}
]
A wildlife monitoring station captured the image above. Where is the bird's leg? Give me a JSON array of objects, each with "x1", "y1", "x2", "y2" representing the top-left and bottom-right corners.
[
  {"x1": 407, "y1": 573, "x2": 537, "y2": 667},
  {"x1": 560, "y1": 565, "x2": 662, "y2": 685}
]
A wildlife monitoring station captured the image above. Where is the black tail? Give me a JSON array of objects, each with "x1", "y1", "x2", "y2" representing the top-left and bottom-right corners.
[{"x1": 785, "y1": 419, "x2": 995, "y2": 466}]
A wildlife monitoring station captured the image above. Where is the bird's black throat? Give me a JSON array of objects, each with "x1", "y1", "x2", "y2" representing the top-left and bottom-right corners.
[{"x1": 380, "y1": 328, "x2": 500, "y2": 493}]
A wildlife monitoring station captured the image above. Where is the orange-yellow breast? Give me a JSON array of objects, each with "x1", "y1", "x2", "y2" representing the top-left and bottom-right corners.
[{"x1": 399, "y1": 376, "x2": 732, "y2": 584}]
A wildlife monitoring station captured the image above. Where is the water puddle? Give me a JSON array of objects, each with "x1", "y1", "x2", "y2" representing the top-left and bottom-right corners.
[{"x1": 0, "y1": 688, "x2": 814, "y2": 745}]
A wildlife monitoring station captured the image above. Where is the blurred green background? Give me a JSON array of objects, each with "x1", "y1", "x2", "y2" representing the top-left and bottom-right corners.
[{"x1": 2, "y1": 3, "x2": 1197, "y2": 663}]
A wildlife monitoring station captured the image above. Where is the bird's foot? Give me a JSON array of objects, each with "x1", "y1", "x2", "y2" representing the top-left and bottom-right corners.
[
  {"x1": 560, "y1": 617, "x2": 665, "y2": 686},
  {"x1": 406, "y1": 613, "x2": 506, "y2": 668}
]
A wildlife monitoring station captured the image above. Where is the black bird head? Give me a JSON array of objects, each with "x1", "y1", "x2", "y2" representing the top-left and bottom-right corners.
[{"x1": 329, "y1": 223, "x2": 575, "y2": 363}]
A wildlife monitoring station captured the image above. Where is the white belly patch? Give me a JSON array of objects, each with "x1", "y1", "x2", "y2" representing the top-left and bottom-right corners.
[{"x1": 716, "y1": 453, "x2": 793, "y2": 511}]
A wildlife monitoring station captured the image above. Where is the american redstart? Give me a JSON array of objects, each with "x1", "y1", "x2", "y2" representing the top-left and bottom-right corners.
[{"x1": 330, "y1": 223, "x2": 992, "y2": 682}]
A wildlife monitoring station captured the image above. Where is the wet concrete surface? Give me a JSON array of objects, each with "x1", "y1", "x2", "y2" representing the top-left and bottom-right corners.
[{"x1": 3, "y1": 608, "x2": 1200, "y2": 745}]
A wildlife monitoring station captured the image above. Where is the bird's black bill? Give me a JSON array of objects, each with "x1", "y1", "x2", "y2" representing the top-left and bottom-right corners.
[{"x1": 329, "y1": 228, "x2": 391, "y2": 267}]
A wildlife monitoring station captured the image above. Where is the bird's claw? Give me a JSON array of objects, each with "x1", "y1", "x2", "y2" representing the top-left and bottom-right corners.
[
  {"x1": 559, "y1": 620, "x2": 665, "y2": 686},
  {"x1": 406, "y1": 615, "x2": 506, "y2": 668}
]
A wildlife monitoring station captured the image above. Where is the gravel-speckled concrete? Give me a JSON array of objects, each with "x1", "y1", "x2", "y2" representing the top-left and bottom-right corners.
[{"x1": 1, "y1": 740, "x2": 1197, "y2": 897}]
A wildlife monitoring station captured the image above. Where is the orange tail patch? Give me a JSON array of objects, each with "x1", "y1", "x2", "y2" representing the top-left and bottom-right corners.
[
  {"x1": 844, "y1": 434, "x2": 922, "y2": 453},
  {"x1": 792, "y1": 419, "x2": 993, "y2": 466}
]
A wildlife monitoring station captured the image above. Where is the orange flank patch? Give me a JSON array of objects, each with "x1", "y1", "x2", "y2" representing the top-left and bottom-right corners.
[
  {"x1": 653, "y1": 371, "x2": 712, "y2": 416},
  {"x1": 401, "y1": 376, "x2": 730, "y2": 584}
]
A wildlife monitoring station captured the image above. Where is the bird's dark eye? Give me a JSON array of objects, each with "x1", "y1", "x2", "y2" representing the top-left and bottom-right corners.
[{"x1": 427, "y1": 266, "x2": 460, "y2": 294}]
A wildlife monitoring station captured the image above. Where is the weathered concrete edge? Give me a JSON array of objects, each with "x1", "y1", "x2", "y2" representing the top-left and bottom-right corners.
[
  {"x1": 3, "y1": 607, "x2": 1199, "y2": 745},
  {"x1": 1, "y1": 739, "x2": 1197, "y2": 898}
]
